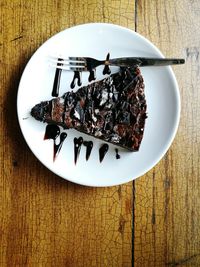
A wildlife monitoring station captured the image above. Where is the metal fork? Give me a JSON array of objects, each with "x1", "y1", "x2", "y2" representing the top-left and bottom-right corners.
[{"x1": 49, "y1": 56, "x2": 185, "y2": 71}]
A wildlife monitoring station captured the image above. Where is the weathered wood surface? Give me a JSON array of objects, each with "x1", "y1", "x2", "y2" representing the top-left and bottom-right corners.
[
  {"x1": 0, "y1": 0, "x2": 199, "y2": 266},
  {"x1": 134, "y1": 1, "x2": 200, "y2": 266}
]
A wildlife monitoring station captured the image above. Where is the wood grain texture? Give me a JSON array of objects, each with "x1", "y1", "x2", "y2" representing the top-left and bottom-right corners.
[
  {"x1": 0, "y1": 1, "x2": 135, "y2": 266},
  {"x1": 1, "y1": 0, "x2": 200, "y2": 266},
  {"x1": 134, "y1": 0, "x2": 200, "y2": 266}
]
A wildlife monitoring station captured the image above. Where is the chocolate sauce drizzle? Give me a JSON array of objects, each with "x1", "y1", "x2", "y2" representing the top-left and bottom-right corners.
[
  {"x1": 115, "y1": 148, "x2": 121, "y2": 160},
  {"x1": 52, "y1": 58, "x2": 63, "y2": 97},
  {"x1": 71, "y1": 71, "x2": 82, "y2": 89},
  {"x1": 53, "y1": 53, "x2": 112, "y2": 93},
  {"x1": 99, "y1": 144, "x2": 109, "y2": 163},
  {"x1": 49, "y1": 53, "x2": 122, "y2": 163},
  {"x1": 88, "y1": 69, "x2": 96, "y2": 82},
  {"x1": 44, "y1": 124, "x2": 67, "y2": 161},
  {"x1": 71, "y1": 53, "x2": 112, "y2": 86},
  {"x1": 83, "y1": 141, "x2": 93, "y2": 161},
  {"x1": 74, "y1": 137, "x2": 83, "y2": 164},
  {"x1": 44, "y1": 126, "x2": 117, "y2": 163},
  {"x1": 54, "y1": 132, "x2": 67, "y2": 161},
  {"x1": 44, "y1": 124, "x2": 60, "y2": 141},
  {"x1": 103, "y1": 53, "x2": 111, "y2": 75}
]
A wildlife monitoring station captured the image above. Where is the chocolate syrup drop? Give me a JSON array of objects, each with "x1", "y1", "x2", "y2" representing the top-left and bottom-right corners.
[
  {"x1": 52, "y1": 58, "x2": 63, "y2": 97},
  {"x1": 115, "y1": 148, "x2": 121, "y2": 160},
  {"x1": 54, "y1": 132, "x2": 67, "y2": 161},
  {"x1": 103, "y1": 53, "x2": 111, "y2": 75},
  {"x1": 88, "y1": 69, "x2": 96, "y2": 82},
  {"x1": 99, "y1": 144, "x2": 109, "y2": 163},
  {"x1": 71, "y1": 71, "x2": 82, "y2": 89},
  {"x1": 83, "y1": 141, "x2": 93, "y2": 161},
  {"x1": 44, "y1": 124, "x2": 60, "y2": 140},
  {"x1": 44, "y1": 125, "x2": 67, "y2": 161},
  {"x1": 74, "y1": 137, "x2": 83, "y2": 164}
]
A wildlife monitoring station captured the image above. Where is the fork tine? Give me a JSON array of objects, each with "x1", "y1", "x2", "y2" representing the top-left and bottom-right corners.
[
  {"x1": 69, "y1": 67, "x2": 86, "y2": 71},
  {"x1": 49, "y1": 63, "x2": 86, "y2": 71},
  {"x1": 69, "y1": 56, "x2": 85, "y2": 62},
  {"x1": 49, "y1": 56, "x2": 85, "y2": 63},
  {"x1": 49, "y1": 58, "x2": 85, "y2": 66}
]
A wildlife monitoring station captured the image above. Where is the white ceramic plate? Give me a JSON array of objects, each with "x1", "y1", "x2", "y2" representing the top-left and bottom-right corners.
[{"x1": 17, "y1": 23, "x2": 180, "y2": 187}]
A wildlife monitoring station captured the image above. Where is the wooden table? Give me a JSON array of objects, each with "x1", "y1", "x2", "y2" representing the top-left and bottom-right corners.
[{"x1": 1, "y1": 1, "x2": 200, "y2": 266}]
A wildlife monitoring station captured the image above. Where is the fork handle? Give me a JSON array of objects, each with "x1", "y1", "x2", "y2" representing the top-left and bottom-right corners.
[{"x1": 108, "y1": 57, "x2": 185, "y2": 67}]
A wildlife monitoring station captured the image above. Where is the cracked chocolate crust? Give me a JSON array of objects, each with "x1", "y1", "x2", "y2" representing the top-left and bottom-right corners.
[{"x1": 31, "y1": 67, "x2": 147, "y2": 151}]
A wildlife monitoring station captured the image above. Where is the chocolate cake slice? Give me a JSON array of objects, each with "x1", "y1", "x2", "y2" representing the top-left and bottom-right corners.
[{"x1": 31, "y1": 67, "x2": 147, "y2": 151}]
